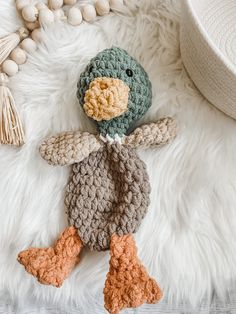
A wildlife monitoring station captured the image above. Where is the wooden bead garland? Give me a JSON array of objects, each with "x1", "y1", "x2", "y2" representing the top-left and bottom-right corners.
[
  {"x1": 38, "y1": 8, "x2": 55, "y2": 25},
  {"x1": 110, "y1": 0, "x2": 124, "y2": 10},
  {"x1": 64, "y1": 0, "x2": 77, "y2": 5},
  {"x1": 10, "y1": 48, "x2": 27, "y2": 65},
  {"x1": 95, "y1": 0, "x2": 110, "y2": 16},
  {"x1": 16, "y1": 0, "x2": 30, "y2": 11},
  {"x1": 2, "y1": 60, "x2": 19, "y2": 77},
  {"x1": 0, "y1": 27, "x2": 29, "y2": 65},
  {"x1": 25, "y1": 21, "x2": 40, "y2": 31},
  {"x1": 82, "y1": 4, "x2": 97, "y2": 22},
  {"x1": 31, "y1": 29, "x2": 42, "y2": 42},
  {"x1": 0, "y1": 0, "x2": 125, "y2": 146},
  {"x1": 35, "y1": 2, "x2": 47, "y2": 10},
  {"x1": 49, "y1": 0, "x2": 63, "y2": 10},
  {"x1": 68, "y1": 7, "x2": 82, "y2": 26},
  {"x1": 22, "y1": 5, "x2": 39, "y2": 22},
  {"x1": 21, "y1": 38, "x2": 37, "y2": 53}
]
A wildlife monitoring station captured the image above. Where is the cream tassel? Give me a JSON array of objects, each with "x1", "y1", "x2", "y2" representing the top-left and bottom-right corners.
[
  {"x1": 0, "y1": 27, "x2": 29, "y2": 65},
  {"x1": 0, "y1": 73, "x2": 25, "y2": 146}
]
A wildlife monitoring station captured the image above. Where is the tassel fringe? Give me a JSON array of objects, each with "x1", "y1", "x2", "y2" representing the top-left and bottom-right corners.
[
  {"x1": 0, "y1": 73, "x2": 25, "y2": 146},
  {"x1": 0, "y1": 27, "x2": 29, "y2": 65}
]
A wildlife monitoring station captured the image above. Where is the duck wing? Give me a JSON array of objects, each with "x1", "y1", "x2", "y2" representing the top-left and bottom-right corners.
[
  {"x1": 39, "y1": 130, "x2": 103, "y2": 166},
  {"x1": 124, "y1": 117, "x2": 177, "y2": 149}
]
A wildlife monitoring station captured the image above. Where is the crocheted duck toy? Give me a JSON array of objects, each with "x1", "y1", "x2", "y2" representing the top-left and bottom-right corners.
[{"x1": 18, "y1": 47, "x2": 177, "y2": 314}]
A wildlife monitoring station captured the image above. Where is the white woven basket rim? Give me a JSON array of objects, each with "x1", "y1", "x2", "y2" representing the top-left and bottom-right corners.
[
  {"x1": 185, "y1": 0, "x2": 236, "y2": 77},
  {"x1": 180, "y1": 0, "x2": 236, "y2": 119}
]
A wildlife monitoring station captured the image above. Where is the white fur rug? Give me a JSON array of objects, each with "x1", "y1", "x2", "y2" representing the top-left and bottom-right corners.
[{"x1": 1, "y1": 0, "x2": 236, "y2": 312}]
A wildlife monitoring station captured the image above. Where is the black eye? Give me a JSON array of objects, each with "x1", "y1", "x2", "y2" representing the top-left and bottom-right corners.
[
  {"x1": 126, "y1": 69, "x2": 133, "y2": 77},
  {"x1": 88, "y1": 65, "x2": 93, "y2": 73}
]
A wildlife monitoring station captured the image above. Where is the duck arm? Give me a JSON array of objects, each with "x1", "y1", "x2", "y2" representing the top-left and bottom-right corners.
[
  {"x1": 124, "y1": 117, "x2": 177, "y2": 149},
  {"x1": 39, "y1": 130, "x2": 103, "y2": 166}
]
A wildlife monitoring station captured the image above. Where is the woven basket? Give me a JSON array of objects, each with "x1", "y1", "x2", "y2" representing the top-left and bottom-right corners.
[{"x1": 180, "y1": 0, "x2": 236, "y2": 119}]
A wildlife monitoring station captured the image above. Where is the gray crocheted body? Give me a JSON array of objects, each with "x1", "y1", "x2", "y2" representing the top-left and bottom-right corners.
[{"x1": 65, "y1": 142, "x2": 151, "y2": 251}]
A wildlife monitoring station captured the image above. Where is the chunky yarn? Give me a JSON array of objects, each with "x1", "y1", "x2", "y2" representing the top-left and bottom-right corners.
[
  {"x1": 18, "y1": 48, "x2": 177, "y2": 313},
  {"x1": 104, "y1": 234, "x2": 163, "y2": 314},
  {"x1": 124, "y1": 117, "x2": 177, "y2": 148},
  {"x1": 77, "y1": 47, "x2": 152, "y2": 137},
  {"x1": 39, "y1": 130, "x2": 102, "y2": 166},
  {"x1": 65, "y1": 142, "x2": 151, "y2": 251},
  {"x1": 84, "y1": 77, "x2": 129, "y2": 121},
  {"x1": 18, "y1": 226, "x2": 82, "y2": 287}
]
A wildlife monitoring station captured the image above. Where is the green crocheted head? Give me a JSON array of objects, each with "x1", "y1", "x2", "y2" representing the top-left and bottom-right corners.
[{"x1": 77, "y1": 47, "x2": 152, "y2": 137}]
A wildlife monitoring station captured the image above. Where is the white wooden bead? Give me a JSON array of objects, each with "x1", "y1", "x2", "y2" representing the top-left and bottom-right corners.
[
  {"x1": 16, "y1": 0, "x2": 30, "y2": 10},
  {"x1": 25, "y1": 21, "x2": 40, "y2": 31},
  {"x1": 68, "y1": 7, "x2": 82, "y2": 26},
  {"x1": 21, "y1": 38, "x2": 37, "y2": 53},
  {"x1": 35, "y1": 2, "x2": 47, "y2": 10},
  {"x1": 31, "y1": 28, "x2": 42, "y2": 42},
  {"x1": 38, "y1": 8, "x2": 55, "y2": 25},
  {"x1": 49, "y1": 0, "x2": 63, "y2": 10},
  {"x1": 10, "y1": 48, "x2": 27, "y2": 65},
  {"x1": 64, "y1": 0, "x2": 76, "y2": 5},
  {"x1": 54, "y1": 8, "x2": 65, "y2": 20},
  {"x1": 22, "y1": 5, "x2": 38, "y2": 22},
  {"x1": 82, "y1": 4, "x2": 97, "y2": 23},
  {"x1": 2, "y1": 60, "x2": 19, "y2": 77},
  {"x1": 95, "y1": 0, "x2": 110, "y2": 16},
  {"x1": 110, "y1": 0, "x2": 123, "y2": 10}
]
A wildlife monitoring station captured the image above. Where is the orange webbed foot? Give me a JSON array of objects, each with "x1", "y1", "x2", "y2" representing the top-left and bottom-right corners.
[
  {"x1": 17, "y1": 226, "x2": 83, "y2": 287},
  {"x1": 104, "y1": 234, "x2": 163, "y2": 314}
]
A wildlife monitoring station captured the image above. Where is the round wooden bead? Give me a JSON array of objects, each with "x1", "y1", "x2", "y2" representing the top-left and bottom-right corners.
[
  {"x1": 25, "y1": 21, "x2": 40, "y2": 31},
  {"x1": 21, "y1": 38, "x2": 37, "y2": 53},
  {"x1": 10, "y1": 48, "x2": 27, "y2": 65},
  {"x1": 95, "y1": 0, "x2": 110, "y2": 16},
  {"x1": 68, "y1": 7, "x2": 82, "y2": 26},
  {"x1": 35, "y1": 2, "x2": 47, "y2": 10},
  {"x1": 110, "y1": 0, "x2": 123, "y2": 10},
  {"x1": 2, "y1": 60, "x2": 19, "y2": 76},
  {"x1": 49, "y1": 0, "x2": 63, "y2": 10},
  {"x1": 38, "y1": 8, "x2": 55, "y2": 25},
  {"x1": 22, "y1": 5, "x2": 38, "y2": 22},
  {"x1": 31, "y1": 29, "x2": 42, "y2": 42},
  {"x1": 16, "y1": 0, "x2": 30, "y2": 10},
  {"x1": 82, "y1": 4, "x2": 97, "y2": 23},
  {"x1": 64, "y1": 0, "x2": 77, "y2": 4}
]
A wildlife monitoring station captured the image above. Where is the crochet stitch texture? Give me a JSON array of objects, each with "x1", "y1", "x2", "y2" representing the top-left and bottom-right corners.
[
  {"x1": 65, "y1": 142, "x2": 151, "y2": 251},
  {"x1": 77, "y1": 47, "x2": 152, "y2": 137},
  {"x1": 18, "y1": 226, "x2": 82, "y2": 287},
  {"x1": 40, "y1": 131, "x2": 102, "y2": 166},
  {"x1": 104, "y1": 234, "x2": 163, "y2": 314},
  {"x1": 84, "y1": 77, "x2": 130, "y2": 121},
  {"x1": 18, "y1": 47, "x2": 177, "y2": 314}
]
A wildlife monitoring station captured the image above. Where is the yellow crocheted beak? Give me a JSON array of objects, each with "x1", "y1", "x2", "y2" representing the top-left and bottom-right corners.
[{"x1": 83, "y1": 77, "x2": 130, "y2": 121}]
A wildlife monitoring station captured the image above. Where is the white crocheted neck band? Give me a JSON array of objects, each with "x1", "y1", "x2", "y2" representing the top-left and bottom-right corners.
[{"x1": 180, "y1": 0, "x2": 236, "y2": 120}]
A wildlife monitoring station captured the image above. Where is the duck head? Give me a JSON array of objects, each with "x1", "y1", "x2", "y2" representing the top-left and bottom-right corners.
[{"x1": 77, "y1": 47, "x2": 152, "y2": 138}]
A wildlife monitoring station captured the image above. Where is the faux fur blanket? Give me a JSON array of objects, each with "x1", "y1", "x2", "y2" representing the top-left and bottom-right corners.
[{"x1": 1, "y1": 0, "x2": 236, "y2": 312}]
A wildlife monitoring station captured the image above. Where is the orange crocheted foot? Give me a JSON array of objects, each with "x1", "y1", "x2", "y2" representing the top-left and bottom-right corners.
[
  {"x1": 17, "y1": 226, "x2": 83, "y2": 287},
  {"x1": 104, "y1": 234, "x2": 163, "y2": 314}
]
